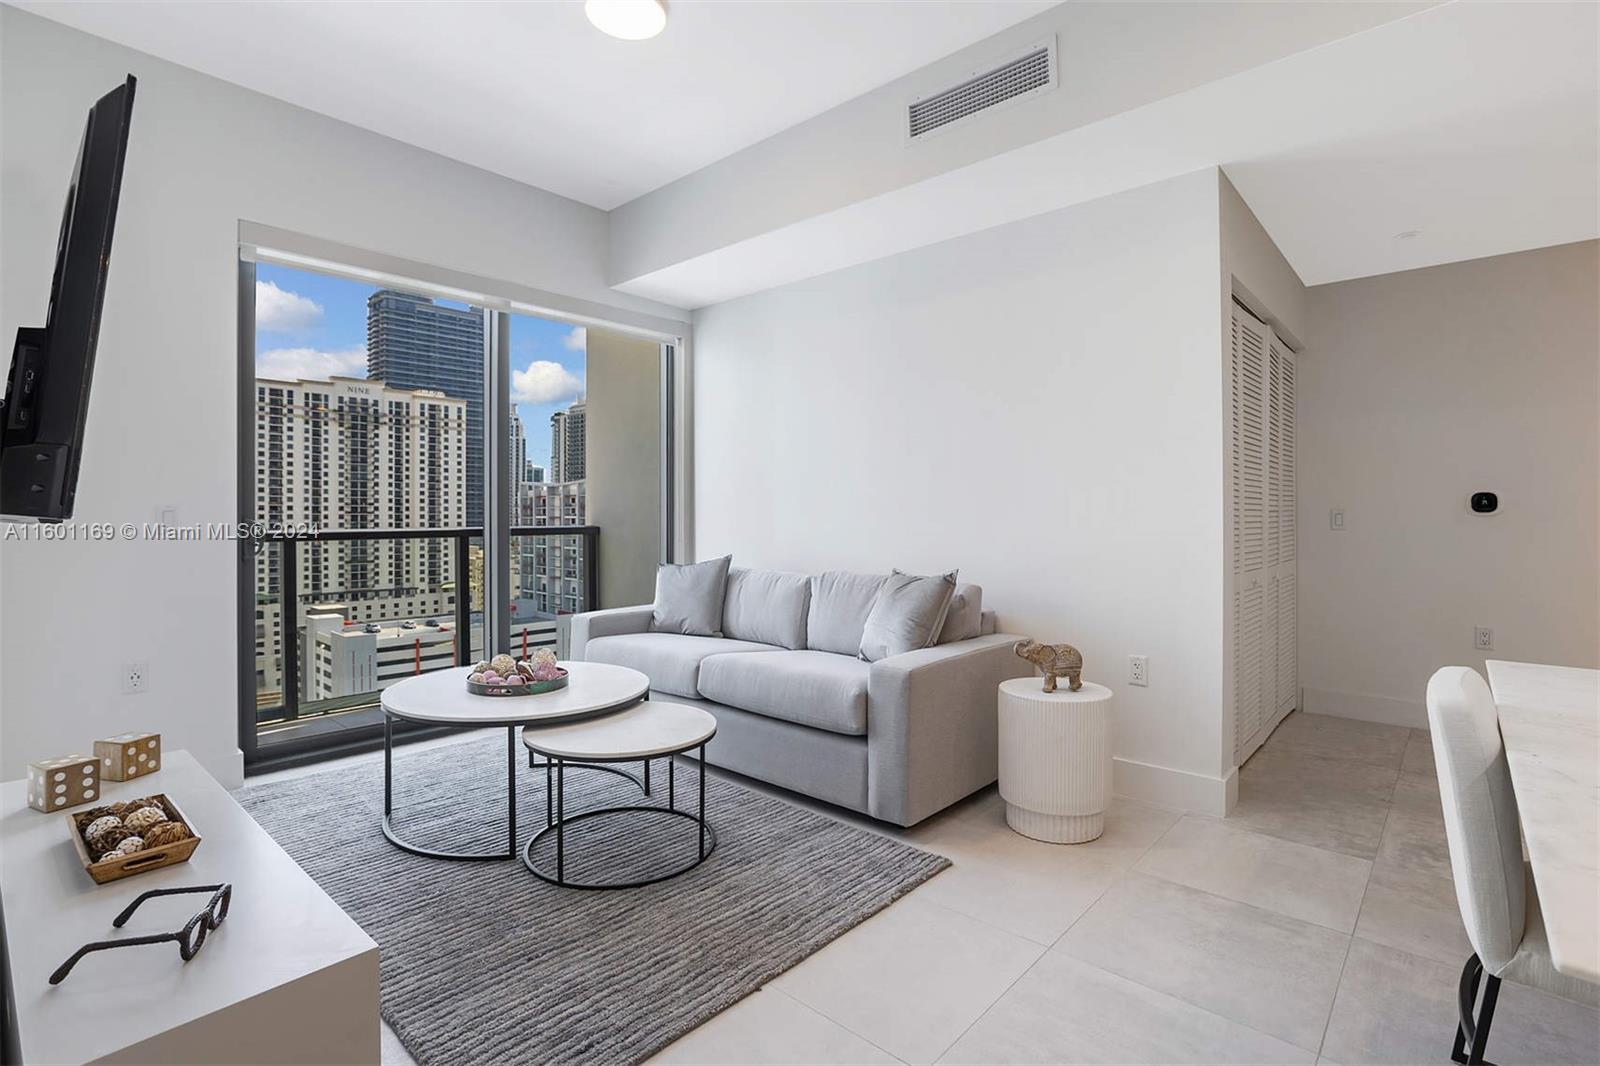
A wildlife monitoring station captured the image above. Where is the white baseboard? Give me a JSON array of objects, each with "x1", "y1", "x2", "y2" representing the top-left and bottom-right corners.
[
  {"x1": 1113, "y1": 756, "x2": 1235, "y2": 817},
  {"x1": 1301, "y1": 686, "x2": 1428, "y2": 730}
]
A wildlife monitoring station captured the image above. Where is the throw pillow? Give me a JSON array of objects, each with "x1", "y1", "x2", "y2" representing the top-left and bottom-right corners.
[
  {"x1": 858, "y1": 569, "x2": 958, "y2": 662},
  {"x1": 650, "y1": 555, "x2": 732, "y2": 636},
  {"x1": 937, "y1": 583, "x2": 984, "y2": 644}
]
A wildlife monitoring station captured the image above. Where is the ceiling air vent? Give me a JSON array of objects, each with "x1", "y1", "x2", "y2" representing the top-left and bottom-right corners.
[{"x1": 907, "y1": 39, "x2": 1056, "y2": 140}]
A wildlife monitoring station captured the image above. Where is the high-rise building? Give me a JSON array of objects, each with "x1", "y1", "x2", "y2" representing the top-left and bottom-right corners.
[
  {"x1": 252, "y1": 374, "x2": 467, "y2": 696},
  {"x1": 366, "y1": 290, "x2": 485, "y2": 526},
  {"x1": 548, "y1": 401, "x2": 586, "y2": 482},
  {"x1": 509, "y1": 412, "x2": 527, "y2": 519},
  {"x1": 521, "y1": 480, "x2": 587, "y2": 616}
]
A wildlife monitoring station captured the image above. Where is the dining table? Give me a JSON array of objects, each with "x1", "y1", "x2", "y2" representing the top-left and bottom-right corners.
[{"x1": 1485, "y1": 659, "x2": 1600, "y2": 983}]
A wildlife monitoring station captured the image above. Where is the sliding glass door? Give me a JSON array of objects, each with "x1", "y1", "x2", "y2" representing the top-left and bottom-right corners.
[{"x1": 238, "y1": 255, "x2": 675, "y2": 770}]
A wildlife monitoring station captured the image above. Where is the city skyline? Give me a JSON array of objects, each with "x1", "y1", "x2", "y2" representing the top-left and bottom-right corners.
[{"x1": 255, "y1": 262, "x2": 586, "y2": 473}]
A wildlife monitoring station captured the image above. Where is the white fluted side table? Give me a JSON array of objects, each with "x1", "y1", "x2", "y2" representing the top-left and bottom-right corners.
[{"x1": 998, "y1": 677, "x2": 1114, "y2": 843}]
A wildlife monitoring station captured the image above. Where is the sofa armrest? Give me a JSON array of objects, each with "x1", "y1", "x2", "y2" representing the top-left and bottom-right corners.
[
  {"x1": 866, "y1": 632, "x2": 1031, "y2": 826},
  {"x1": 569, "y1": 605, "x2": 653, "y2": 661}
]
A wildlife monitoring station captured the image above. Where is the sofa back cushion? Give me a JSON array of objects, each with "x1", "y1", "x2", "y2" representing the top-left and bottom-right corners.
[
  {"x1": 937, "y1": 583, "x2": 984, "y2": 644},
  {"x1": 722, "y1": 567, "x2": 810, "y2": 650},
  {"x1": 806, "y1": 571, "x2": 887, "y2": 656},
  {"x1": 650, "y1": 555, "x2": 732, "y2": 637},
  {"x1": 858, "y1": 569, "x2": 958, "y2": 662}
]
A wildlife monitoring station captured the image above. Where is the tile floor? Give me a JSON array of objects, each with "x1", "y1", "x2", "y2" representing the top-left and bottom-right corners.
[{"x1": 270, "y1": 712, "x2": 1598, "y2": 1065}]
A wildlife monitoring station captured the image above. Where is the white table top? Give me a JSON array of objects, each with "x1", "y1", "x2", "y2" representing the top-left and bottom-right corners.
[
  {"x1": 1486, "y1": 659, "x2": 1600, "y2": 983},
  {"x1": 0, "y1": 751, "x2": 376, "y2": 1064},
  {"x1": 1000, "y1": 677, "x2": 1113, "y2": 703},
  {"x1": 522, "y1": 701, "x2": 717, "y2": 760},
  {"x1": 380, "y1": 662, "x2": 649, "y2": 725}
]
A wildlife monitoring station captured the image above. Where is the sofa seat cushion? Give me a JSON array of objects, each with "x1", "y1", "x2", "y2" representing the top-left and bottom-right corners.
[
  {"x1": 584, "y1": 633, "x2": 780, "y2": 700},
  {"x1": 698, "y1": 650, "x2": 871, "y2": 736}
]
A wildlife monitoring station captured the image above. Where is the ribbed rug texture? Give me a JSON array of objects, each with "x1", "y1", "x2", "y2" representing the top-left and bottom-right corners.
[{"x1": 238, "y1": 731, "x2": 948, "y2": 1065}]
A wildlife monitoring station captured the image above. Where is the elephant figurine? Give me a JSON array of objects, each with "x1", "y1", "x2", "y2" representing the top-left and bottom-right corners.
[{"x1": 1014, "y1": 639, "x2": 1084, "y2": 693}]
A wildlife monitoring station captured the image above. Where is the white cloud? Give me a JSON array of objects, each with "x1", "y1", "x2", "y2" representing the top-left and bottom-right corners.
[
  {"x1": 512, "y1": 360, "x2": 584, "y2": 405},
  {"x1": 257, "y1": 346, "x2": 367, "y2": 382},
  {"x1": 563, "y1": 327, "x2": 586, "y2": 351},
  {"x1": 255, "y1": 280, "x2": 323, "y2": 334}
]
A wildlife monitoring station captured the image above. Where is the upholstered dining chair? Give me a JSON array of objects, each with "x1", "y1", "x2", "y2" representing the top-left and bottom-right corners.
[{"x1": 1425, "y1": 666, "x2": 1599, "y2": 1065}]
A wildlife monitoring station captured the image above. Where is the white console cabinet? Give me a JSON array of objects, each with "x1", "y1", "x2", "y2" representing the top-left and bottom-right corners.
[{"x1": 1, "y1": 750, "x2": 377, "y2": 1064}]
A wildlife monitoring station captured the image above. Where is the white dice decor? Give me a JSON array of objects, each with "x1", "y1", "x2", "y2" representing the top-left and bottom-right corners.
[
  {"x1": 94, "y1": 732, "x2": 162, "y2": 782},
  {"x1": 26, "y1": 753, "x2": 100, "y2": 812}
]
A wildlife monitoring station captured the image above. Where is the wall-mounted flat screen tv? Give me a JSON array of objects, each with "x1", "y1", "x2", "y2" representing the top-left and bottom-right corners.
[{"x1": 2, "y1": 74, "x2": 136, "y2": 522}]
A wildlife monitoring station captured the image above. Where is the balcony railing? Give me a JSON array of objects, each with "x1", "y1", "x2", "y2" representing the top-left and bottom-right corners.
[{"x1": 255, "y1": 525, "x2": 599, "y2": 729}]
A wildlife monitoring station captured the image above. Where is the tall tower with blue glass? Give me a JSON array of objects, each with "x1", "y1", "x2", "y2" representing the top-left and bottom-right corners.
[{"x1": 366, "y1": 290, "x2": 485, "y2": 527}]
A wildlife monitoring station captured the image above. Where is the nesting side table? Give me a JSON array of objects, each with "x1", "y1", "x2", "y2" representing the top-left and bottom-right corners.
[{"x1": 997, "y1": 677, "x2": 1114, "y2": 843}]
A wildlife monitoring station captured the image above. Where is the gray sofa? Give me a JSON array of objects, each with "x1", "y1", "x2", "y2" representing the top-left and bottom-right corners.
[{"x1": 570, "y1": 568, "x2": 1029, "y2": 827}]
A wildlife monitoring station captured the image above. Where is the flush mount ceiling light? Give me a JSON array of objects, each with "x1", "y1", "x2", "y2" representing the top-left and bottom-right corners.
[{"x1": 585, "y1": 0, "x2": 667, "y2": 41}]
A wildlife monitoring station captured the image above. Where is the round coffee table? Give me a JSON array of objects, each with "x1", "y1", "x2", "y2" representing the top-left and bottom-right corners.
[
  {"x1": 522, "y1": 700, "x2": 718, "y2": 889},
  {"x1": 379, "y1": 662, "x2": 648, "y2": 861}
]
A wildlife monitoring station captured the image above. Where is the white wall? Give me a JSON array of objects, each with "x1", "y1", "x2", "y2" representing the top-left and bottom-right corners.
[
  {"x1": 692, "y1": 169, "x2": 1236, "y2": 812},
  {"x1": 610, "y1": 2, "x2": 1425, "y2": 288},
  {"x1": 0, "y1": 9, "x2": 685, "y2": 784},
  {"x1": 1298, "y1": 240, "x2": 1600, "y2": 727}
]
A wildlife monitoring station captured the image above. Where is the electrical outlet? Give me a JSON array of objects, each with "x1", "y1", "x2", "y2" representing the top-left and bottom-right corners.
[
  {"x1": 1128, "y1": 655, "x2": 1149, "y2": 687},
  {"x1": 1474, "y1": 627, "x2": 1494, "y2": 651},
  {"x1": 121, "y1": 663, "x2": 149, "y2": 695},
  {"x1": 1329, "y1": 509, "x2": 1346, "y2": 531}
]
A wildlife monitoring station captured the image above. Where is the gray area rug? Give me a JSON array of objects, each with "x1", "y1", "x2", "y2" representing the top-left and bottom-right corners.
[{"x1": 239, "y1": 731, "x2": 948, "y2": 1065}]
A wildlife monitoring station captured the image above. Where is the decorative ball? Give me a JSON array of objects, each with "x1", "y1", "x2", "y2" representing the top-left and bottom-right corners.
[
  {"x1": 107, "y1": 836, "x2": 145, "y2": 858},
  {"x1": 141, "y1": 821, "x2": 192, "y2": 849},
  {"x1": 514, "y1": 661, "x2": 535, "y2": 680},
  {"x1": 482, "y1": 672, "x2": 502, "y2": 684},
  {"x1": 532, "y1": 661, "x2": 561, "y2": 682},
  {"x1": 531, "y1": 648, "x2": 558, "y2": 669},
  {"x1": 502, "y1": 675, "x2": 526, "y2": 686},
  {"x1": 473, "y1": 661, "x2": 490, "y2": 673},
  {"x1": 468, "y1": 672, "x2": 487, "y2": 684},
  {"x1": 88, "y1": 826, "x2": 132, "y2": 859},
  {"x1": 79, "y1": 805, "x2": 119, "y2": 823},
  {"x1": 84, "y1": 815, "x2": 123, "y2": 841},
  {"x1": 488, "y1": 654, "x2": 517, "y2": 677},
  {"x1": 123, "y1": 805, "x2": 169, "y2": 833}
]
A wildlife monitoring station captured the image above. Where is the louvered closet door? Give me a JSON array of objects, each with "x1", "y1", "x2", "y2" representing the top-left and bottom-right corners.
[
  {"x1": 1271, "y1": 342, "x2": 1298, "y2": 719},
  {"x1": 1231, "y1": 306, "x2": 1270, "y2": 764}
]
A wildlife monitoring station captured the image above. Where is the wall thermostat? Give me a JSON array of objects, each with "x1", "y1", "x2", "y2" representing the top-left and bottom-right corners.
[{"x1": 1470, "y1": 491, "x2": 1498, "y2": 514}]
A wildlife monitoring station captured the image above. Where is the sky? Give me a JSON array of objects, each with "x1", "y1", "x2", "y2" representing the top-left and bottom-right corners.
[{"x1": 254, "y1": 262, "x2": 585, "y2": 470}]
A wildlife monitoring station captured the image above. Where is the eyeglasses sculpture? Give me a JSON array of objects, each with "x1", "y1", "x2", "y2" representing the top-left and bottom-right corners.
[{"x1": 49, "y1": 883, "x2": 232, "y2": 985}]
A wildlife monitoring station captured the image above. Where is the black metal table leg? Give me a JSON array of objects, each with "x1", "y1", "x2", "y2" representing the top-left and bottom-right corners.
[
  {"x1": 699, "y1": 743, "x2": 707, "y2": 860},
  {"x1": 556, "y1": 758, "x2": 565, "y2": 883},
  {"x1": 506, "y1": 726, "x2": 517, "y2": 857},
  {"x1": 381, "y1": 715, "x2": 518, "y2": 862},
  {"x1": 383, "y1": 711, "x2": 393, "y2": 816},
  {"x1": 668, "y1": 756, "x2": 676, "y2": 811}
]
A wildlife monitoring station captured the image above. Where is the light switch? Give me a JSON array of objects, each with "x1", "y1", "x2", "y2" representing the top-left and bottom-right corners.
[{"x1": 1330, "y1": 509, "x2": 1345, "y2": 531}]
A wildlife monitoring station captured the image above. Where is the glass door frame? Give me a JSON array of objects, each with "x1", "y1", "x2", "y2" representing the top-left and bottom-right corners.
[{"x1": 235, "y1": 231, "x2": 690, "y2": 773}]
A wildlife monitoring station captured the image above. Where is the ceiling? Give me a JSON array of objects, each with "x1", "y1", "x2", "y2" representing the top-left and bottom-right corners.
[
  {"x1": 15, "y1": 0, "x2": 1053, "y2": 210},
  {"x1": 612, "y1": 0, "x2": 1599, "y2": 306}
]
